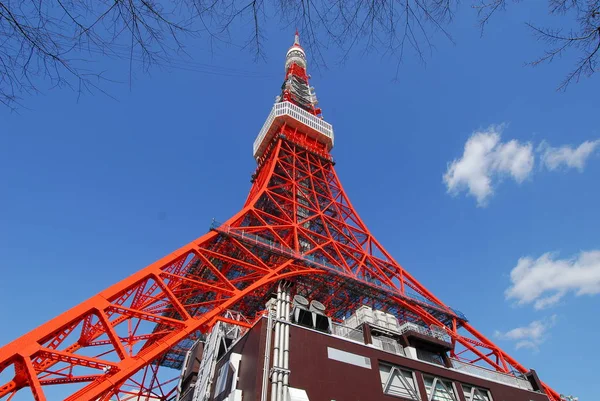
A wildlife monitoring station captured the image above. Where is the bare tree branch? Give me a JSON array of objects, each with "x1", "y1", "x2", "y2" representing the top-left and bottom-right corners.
[
  {"x1": 475, "y1": 0, "x2": 600, "y2": 90},
  {"x1": 527, "y1": 0, "x2": 600, "y2": 90},
  {"x1": 0, "y1": 0, "x2": 597, "y2": 109}
]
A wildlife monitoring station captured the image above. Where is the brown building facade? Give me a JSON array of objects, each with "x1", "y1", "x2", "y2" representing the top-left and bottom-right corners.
[{"x1": 178, "y1": 313, "x2": 548, "y2": 401}]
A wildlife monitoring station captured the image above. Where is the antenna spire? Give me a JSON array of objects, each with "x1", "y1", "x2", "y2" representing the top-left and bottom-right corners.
[{"x1": 282, "y1": 30, "x2": 321, "y2": 116}]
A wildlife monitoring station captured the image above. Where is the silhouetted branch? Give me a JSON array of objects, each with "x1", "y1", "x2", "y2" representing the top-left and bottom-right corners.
[
  {"x1": 475, "y1": 0, "x2": 600, "y2": 90},
  {"x1": 527, "y1": 1, "x2": 600, "y2": 90},
  {"x1": 1, "y1": 0, "x2": 597, "y2": 109}
]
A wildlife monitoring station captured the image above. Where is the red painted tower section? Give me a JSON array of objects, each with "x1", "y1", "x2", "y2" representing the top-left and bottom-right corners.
[{"x1": 0, "y1": 34, "x2": 560, "y2": 401}]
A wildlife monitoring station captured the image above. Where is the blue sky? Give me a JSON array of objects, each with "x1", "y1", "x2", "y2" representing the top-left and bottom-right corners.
[{"x1": 1, "y1": 2, "x2": 598, "y2": 400}]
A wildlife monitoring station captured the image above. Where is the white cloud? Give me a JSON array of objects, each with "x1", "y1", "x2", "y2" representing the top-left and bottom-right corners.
[
  {"x1": 444, "y1": 125, "x2": 599, "y2": 206},
  {"x1": 506, "y1": 250, "x2": 600, "y2": 309},
  {"x1": 495, "y1": 315, "x2": 557, "y2": 350},
  {"x1": 443, "y1": 125, "x2": 534, "y2": 206},
  {"x1": 540, "y1": 139, "x2": 600, "y2": 171}
]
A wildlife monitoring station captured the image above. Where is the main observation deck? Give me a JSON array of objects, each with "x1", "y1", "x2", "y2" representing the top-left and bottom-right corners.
[{"x1": 253, "y1": 101, "x2": 334, "y2": 160}]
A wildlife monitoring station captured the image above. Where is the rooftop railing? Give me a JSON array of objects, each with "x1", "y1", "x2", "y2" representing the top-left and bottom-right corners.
[
  {"x1": 331, "y1": 322, "x2": 364, "y2": 343},
  {"x1": 397, "y1": 322, "x2": 452, "y2": 343},
  {"x1": 450, "y1": 358, "x2": 534, "y2": 391},
  {"x1": 331, "y1": 322, "x2": 405, "y2": 357},
  {"x1": 371, "y1": 335, "x2": 405, "y2": 356}
]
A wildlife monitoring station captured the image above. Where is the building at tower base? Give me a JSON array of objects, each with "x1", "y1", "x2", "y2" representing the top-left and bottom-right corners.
[{"x1": 177, "y1": 289, "x2": 548, "y2": 401}]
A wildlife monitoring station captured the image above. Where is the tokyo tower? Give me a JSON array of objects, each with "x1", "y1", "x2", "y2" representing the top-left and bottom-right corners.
[{"x1": 0, "y1": 32, "x2": 561, "y2": 401}]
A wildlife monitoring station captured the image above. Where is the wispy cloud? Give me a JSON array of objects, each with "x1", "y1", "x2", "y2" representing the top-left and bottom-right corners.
[
  {"x1": 505, "y1": 250, "x2": 600, "y2": 309},
  {"x1": 495, "y1": 315, "x2": 557, "y2": 350},
  {"x1": 540, "y1": 139, "x2": 600, "y2": 171},
  {"x1": 444, "y1": 124, "x2": 599, "y2": 206},
  {"x1": 443, "y1": 125, "x2": 534, "y2": 206}
]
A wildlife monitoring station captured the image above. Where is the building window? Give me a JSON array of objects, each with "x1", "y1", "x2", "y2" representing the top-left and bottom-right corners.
[
  {"x1": 423, "y1": 376, "x2": 457, "y2": 401},
  {"x1": 214, "y1": 363, "x2": 230, "y2": 396},
  {"x1": 462, "y1": 385, "x2": 492, "y2": 401},
  {"x1": 416, "y1": 349, "x2": 445, "y2": 366},
  {"x1": 378, "y1": 363, "x2": 421, "y2": 400}
]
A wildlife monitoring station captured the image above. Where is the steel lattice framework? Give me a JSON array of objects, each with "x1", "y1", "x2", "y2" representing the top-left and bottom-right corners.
[{"x1": 0, "y1": 33, "x2": 560, "y2": 401}]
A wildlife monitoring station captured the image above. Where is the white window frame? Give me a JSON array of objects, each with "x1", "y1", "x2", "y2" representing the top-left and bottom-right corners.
[
  {"x1": 423, "y1": 375, "x2": 458, "y2": 401},
  {"x1": 462, "y1": 384, "x2": 493, "y2": 401},
  {"x1": 379, "y1": 364, "x2": 421, "y2": 400}
]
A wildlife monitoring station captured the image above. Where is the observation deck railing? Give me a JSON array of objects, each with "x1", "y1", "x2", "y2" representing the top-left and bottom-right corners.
[{"x1": 253, "y1": 101, "x2": 334, "y2": 159}]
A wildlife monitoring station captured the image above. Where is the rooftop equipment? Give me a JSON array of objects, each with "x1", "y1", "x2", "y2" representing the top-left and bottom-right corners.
[
  {"x1": 291, "y1": 295, "x2": 331, "y2": 333},
  {"x1": 345, "y1": 306, "x2": 401, "y2": 335},
  {"x1": 309, "y1": 299, "x2": 331, "y2": 332}
]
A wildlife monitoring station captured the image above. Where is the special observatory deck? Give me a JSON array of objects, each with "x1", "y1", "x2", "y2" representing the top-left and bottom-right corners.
[{"x1": 253, "y1": 101, "x2": 334, "y2": 159}]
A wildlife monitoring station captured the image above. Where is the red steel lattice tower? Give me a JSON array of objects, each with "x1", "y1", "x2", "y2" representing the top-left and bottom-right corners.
[{"x1": 0, "y1": 33, "x2": 561, "y2": 401}]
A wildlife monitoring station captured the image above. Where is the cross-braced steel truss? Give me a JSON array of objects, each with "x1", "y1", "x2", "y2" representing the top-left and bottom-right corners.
[{"x1": 0, "y1": 132, "x2": 559, "y2": 401}]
